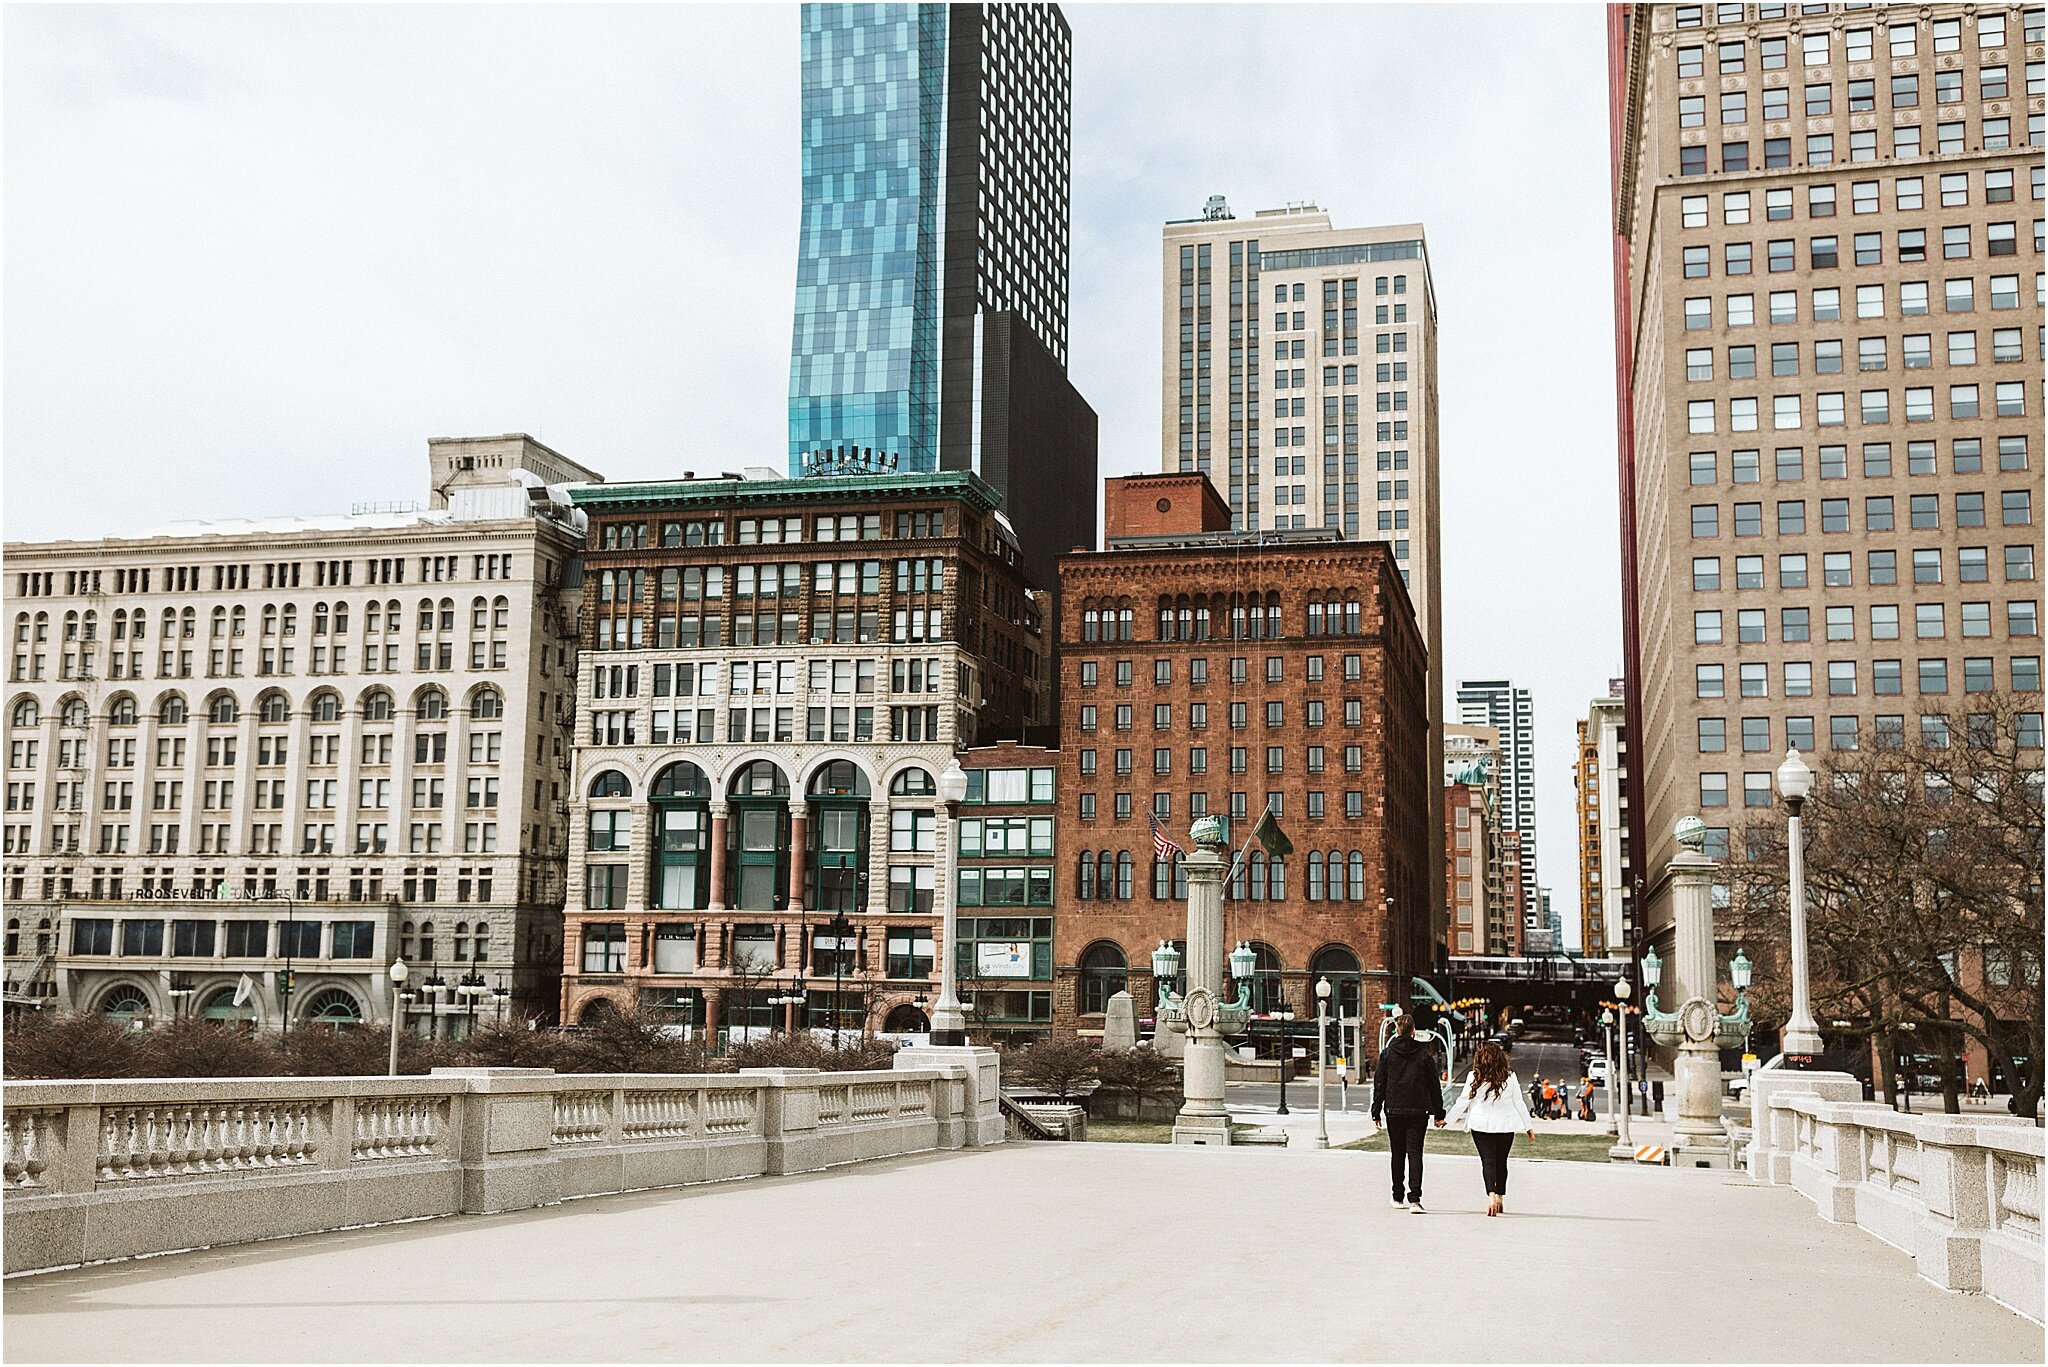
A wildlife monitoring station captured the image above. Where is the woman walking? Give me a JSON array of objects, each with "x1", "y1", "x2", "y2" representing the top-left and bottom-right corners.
[{"x1": 1440, "y1": 1041, "x2": 1536, "y2": 1216}]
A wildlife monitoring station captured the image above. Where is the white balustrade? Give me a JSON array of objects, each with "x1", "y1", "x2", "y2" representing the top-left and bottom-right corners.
[{"x1": 2, "y1": 1052, "x2": 1003, "y2": 1276}]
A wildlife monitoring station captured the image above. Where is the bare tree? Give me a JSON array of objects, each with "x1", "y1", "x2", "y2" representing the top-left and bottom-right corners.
[{"x1": 1724, "y1": 695, "x2": 2043, "y2": 1118}]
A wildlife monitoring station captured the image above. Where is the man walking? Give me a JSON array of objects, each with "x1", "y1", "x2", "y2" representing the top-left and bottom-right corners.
[{"x1": 1372, "y1": 1014, "x2": 1446, "y2": 1213}]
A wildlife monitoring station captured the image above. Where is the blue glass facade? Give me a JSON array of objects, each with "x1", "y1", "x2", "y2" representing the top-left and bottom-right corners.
[{"x1": 787, "y1": 4, "x2": 947, "y2": 474}]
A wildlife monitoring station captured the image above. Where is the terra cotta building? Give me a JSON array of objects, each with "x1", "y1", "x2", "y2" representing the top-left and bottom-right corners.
[{"x1": 1051, "y1": 472, "x2": 1431, "y2": 1046}]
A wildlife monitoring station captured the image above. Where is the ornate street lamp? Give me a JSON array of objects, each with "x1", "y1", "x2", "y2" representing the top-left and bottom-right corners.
[
  {"x1": 1641, "y1": 945, "x2": 1750, "y2": 1050},
  {"x1": 1152, "y1": 939, "x2": 1182, "y2": 999},
  {"x1": 1314, "y1": 977, "x2": 1333, "y2": 1149},
  {"x1": 1775, "y1": 748, "x2": 1824, "y2": 1060},
  {"x1": 1607, "y1": 978, "x2": 1636, "y2": 1161},
  {"x1": 386, "y1": 960, "x2": 409, "y2": 1076},
  {"x1": 929, "y1": 759, "x2": 971, "y2": 1046}
]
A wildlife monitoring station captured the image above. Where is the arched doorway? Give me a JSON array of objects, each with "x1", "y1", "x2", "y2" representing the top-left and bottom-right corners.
[
  {"x1": 727, "y1": 761, "x2": 790, "y2": 910},
  {"x1": 650, "y1": 761, "x2": 710, "y2": 909},
  {"x1": 1079, "y1": 941, "x2": 1128, "y2": 1015},
  {"x1": 883, "y1": 1002, "x2": 929, "y2": 1034},
  {"x1": 1242, "y1": 941, "x2": 1286, "y2": 1015},
  {"x1": 579, "y1": 995, "x2": 619, "y2": 1025},
  {"x1": 198, "y1": 987, "x2": 258, "y2": 1028},
  {"x1": 807, "y1": 760, "x2": 871, "y2": 916}
]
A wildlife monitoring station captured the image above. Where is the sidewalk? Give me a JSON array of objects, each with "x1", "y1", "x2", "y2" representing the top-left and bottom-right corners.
[{"x1": 8, "y1": 1141, "x2": 2038, "y2": 1362}]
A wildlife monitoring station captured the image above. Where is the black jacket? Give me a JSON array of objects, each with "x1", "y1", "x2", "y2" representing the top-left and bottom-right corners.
[{"x1": 1372, "y1": 1035, "x2": 1446, "y2": 1120}]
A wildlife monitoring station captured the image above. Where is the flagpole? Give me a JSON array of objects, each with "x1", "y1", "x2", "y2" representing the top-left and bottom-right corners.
[{"x1": 1223, "y1": 796, "x2": 1273, "y2": 889}]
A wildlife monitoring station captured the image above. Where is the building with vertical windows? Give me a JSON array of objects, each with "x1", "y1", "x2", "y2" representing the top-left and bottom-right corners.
[
  {"x1": 558, "y1": 469, "x2": 1045, "y2": 1035},
  {"x1": 1609, "y1": 3, "x2": 2044, "y2": 960},
  {"x1": 2, "y1": 435, "x2": 596, "y2": 1031},
  {"x1": 1444, "y1": 722, "x2": 1510, "y2": 956},
  {"x1": 788, "y1": 2, "x2": 1097, "y2": 591},
  {"x1": 954, "y1": 741, "x2": 1058, "y2": 1043},
  {"x1": 1051, "y1": 473, "x2": 1432, "y2": 1045},
  {"x1": 1574, "y1": 690, "x2": 1629, "y2": 958},
  {"x1": 1456, "y1": 678, "x2": 1540, "y2": 927}
]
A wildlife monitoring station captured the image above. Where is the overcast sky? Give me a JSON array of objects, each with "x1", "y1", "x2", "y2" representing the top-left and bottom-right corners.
[{"x1": 5, "y1": 2, "x2": 1621, "y2": 945}]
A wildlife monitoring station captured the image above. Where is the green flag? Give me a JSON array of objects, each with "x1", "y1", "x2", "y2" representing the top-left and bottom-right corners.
[{"x1": 1251, "y1": 805, "x2": 1293, "y2": 858}]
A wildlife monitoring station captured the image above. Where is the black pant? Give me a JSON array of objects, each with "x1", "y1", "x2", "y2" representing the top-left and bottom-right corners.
[
  {"x1": 1385, "y1": 1114, "x2": 1428, "y2": 1201},
  {"x1": 1472, "y1": 1130, "x2": 1515, "y2": 1196}
]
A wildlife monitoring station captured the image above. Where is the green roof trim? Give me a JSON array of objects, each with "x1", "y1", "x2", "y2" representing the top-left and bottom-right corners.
[{"x1": 569, "y1": 470, "x2": 1002, "y2": 515}]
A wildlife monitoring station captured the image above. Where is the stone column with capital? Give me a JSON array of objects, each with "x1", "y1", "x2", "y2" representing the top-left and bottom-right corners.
[
  {"x1": 1667, "y1": 836, "x2": 1732, "y2": 1162},
  {"x1": 785, "y1": 803, "x2": 808, "y2": 916},
  {"x1": 1172, "y1": 834, "x2": 1232, "y2": 1146},
  {"x1": 706, "y1": 801, "x2": 729, "y2": 912}
]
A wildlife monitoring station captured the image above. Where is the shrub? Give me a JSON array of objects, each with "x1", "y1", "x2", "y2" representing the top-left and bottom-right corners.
[
  {"x1": 726, "y1": 1032, "x2": 897, "y2": 1072},
  {"x1": 3, "y1": 1011, "x2": 143, "y2": 1079},
  {"x1": 135, "y1": 1018, "x2": 284, "y2": 1078},
  {"x1": 557, "y1": 1008, "x2": 725, "y2": 1074},
  {"x1": 1006, "y1": 1037, "x2": 1100, "y2": 1100},
  {"x1": 1094, "y1": 1044, "x2": 1180, "y2": 1095}
]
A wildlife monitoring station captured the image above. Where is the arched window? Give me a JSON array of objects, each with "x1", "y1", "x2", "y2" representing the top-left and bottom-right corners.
[
  {"x1": 889, "y1": 766, "x2": 935, "y2": 796},
  {"x1": 1151, "y1": 856, "x2": 1172, "y2": 899},
  {"x1": 1347, "y1": 851, "x2": 1366, "y2": 902},
  {"x1": 651, "y1": 762, "x2": 710, "y2": 799},
  {"x1": 588, "y1": 769, "x2": 632, "y2": 798},
  {"x1": 808, "y1": 760, "x2": 869, "y2": 798},
  {"x1": 159, "y1": 696, "x2": 187, "y2": 726},
  {"x1": 59, "y1": 698, "x2": 88, "y2": 728},
  {"x1": 362, "y1": 689, "x2": 394, "y2": 721},
  {"x1": 1095, "y1": 851, "x2": 1113, "y2": 901},
  {"x1": 1247, "y1": 851, "x2": 1266, "y2": 901},
  {"x1": 1077, "y1": 851, "x2": 1096, "y2": 900},
  {"x1": 1307, "y1": 851, "x2": 1324, "y2": 901},
  {"x1": 1239, "y1": 942, "x2": 1286, "y2": 1015},
  {"x1": 1268, "y1": 857, "x2": 1286, "y2": 901},
  {"x1": 1326, "y1": 850, "x2": 1346, "y2": 901},
  {"x1": 310, "y1": 692, "x2": 341, "y2": 723},
  {"x1": 303, "y1": 987, "x2": 363, "y2": 1027},
  {"x1": 728, "y1": 760, "x2": 788, "y2": 799},
  {"x1": 1080, "y1": 941, "x2": 1128, "y2": 1015},
  {"x1": 1114, "y1": 851, "x2": 1134, "y2": 900},
  {"x1": 416, "y1": 688, "x2": 449, "y2": 721},
  {"x1": 471, "y1": 687, "x2": 504, "y2": 720},
  {"x1": 471, "y1": 925, "x2": 490, "y2": 963},
  {"x1": 108, "y1": 696, "x2": 137, "y2": 726},
  {"x1": 1311, "y1": 945, "x2": 1363, "y2": 1020},
  {"x1": 258, "y1": 693, "x2": 289, "y2": 724},
  {"x1": 98, "y1": 984, "x2": 151, "y2": 1022},
  {"x1": 10, "y1": 699, "x2": 38, "y2": 728}
]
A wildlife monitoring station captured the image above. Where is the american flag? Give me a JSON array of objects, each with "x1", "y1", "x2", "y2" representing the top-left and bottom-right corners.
[{"x1": 1149, "y1": 813, "x2": 1184, "y2": 861}]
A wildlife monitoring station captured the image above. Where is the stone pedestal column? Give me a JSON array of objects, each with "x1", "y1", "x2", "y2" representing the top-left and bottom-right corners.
[
  {"x1": 1669, "y1": 843, "x2": 1731, "y2": 1162},
  {"x1": 706, "y1": 801, "x2": 729, "y2": 911},
  {"x1": 1172, "y1": 844, "x2": 1231, "y2": 1146}
]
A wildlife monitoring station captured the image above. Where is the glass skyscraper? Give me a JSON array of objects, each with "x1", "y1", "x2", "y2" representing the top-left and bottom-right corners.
[{"x1": 787, "y1": 2, "x2": 1097, "y2": 590}]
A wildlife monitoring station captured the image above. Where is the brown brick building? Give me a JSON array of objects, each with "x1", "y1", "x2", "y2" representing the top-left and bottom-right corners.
[
  {"x1": 1051, "y1": 473, "x2": 1432, "y2": 1046},
  {"x1": 557, "y1": 469, "x2": 1047, "y2": 1036}
]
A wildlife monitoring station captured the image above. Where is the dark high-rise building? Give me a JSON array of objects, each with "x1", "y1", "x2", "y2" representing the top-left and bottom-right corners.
[{"x1": 787, "y1": 3, "x2": 1097, "y2": 590}]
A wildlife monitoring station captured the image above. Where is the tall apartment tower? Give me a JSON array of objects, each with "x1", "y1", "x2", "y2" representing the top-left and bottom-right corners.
[
  {"x1": 788, "y1": 3, "x2": 1098, "y2": 590},
  {"x1": 1456, "y1": 679, "x2": 1539, "y2": 929},
  {"x1": 1160, "y1": 200, "x2": 1445, "y2": 947},
  {"x1": 1610, "y1": 4, "x2": 2045, "y2": 963}
]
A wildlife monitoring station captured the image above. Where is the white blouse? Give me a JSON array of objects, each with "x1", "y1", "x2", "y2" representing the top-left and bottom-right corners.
[{"x1": 1443, "y1": 1070, "x2": 1536, "y2": 1133}]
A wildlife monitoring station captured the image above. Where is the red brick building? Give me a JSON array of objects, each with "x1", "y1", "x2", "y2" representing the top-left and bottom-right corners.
[{"x1": 1052, "y1": 474, "x2": 1432, "y2": 1046}]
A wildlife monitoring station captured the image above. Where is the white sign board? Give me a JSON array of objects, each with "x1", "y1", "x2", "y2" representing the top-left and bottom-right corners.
[{"x1": 976, "y1": 942, "x2": 1032, "y2": 978}]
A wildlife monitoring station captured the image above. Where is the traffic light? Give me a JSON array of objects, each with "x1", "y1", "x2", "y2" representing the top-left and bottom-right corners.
[{"x1": 277, "y1": 969, "x2": 296, "y2": 999}]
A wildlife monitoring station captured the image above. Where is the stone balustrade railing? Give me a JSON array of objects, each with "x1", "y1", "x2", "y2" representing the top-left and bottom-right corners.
[
  {"x1": 1747, "y1": 1070, "x2": 2042, "y2": 1323},
  {"x1": 1, "y1": 1047, "x2": 1002, "y2": 1275}
]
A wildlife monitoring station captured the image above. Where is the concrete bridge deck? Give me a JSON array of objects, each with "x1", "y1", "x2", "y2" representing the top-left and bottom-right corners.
[{"x1": 5, "y1": 1141, "x2": 2040, "y2": 1364}]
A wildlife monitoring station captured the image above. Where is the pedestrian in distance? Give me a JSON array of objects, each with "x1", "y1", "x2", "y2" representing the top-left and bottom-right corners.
[
  {"x1": 1578, "y1": 1077, "x2": 1596, "y2": 1122},
  {"x1": 1372, "y1": 1013, "x2": 1447, "y2": 1213},
  {"x1": 1441, "y1": 1040, "x2": 1537, "y2": 1216},
  {"x1": 1529, "y1": 1074, "x2": 1544, "y2": 1115},
  {"x1": 1542, "y1": 1078, "x2": 1558, "y2": 1118}
]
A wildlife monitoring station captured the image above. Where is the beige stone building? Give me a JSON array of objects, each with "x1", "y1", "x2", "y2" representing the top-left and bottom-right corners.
[
  {"x1": 1612, "y1": 3, "x2": 2044, "y2": 963},
  {"x1": 2, "y1": 436, "x2": 596, "y2": 1032},
  {"x1": 1443, "y1": 723, "x2": 1510, "y2": 956},
  {"x1": 1161, "y1": 198, "x2": 1447, "y2": 961},
  {"x1": 1574, "y1": 692, "x2": 1629, "y2": 957}
]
